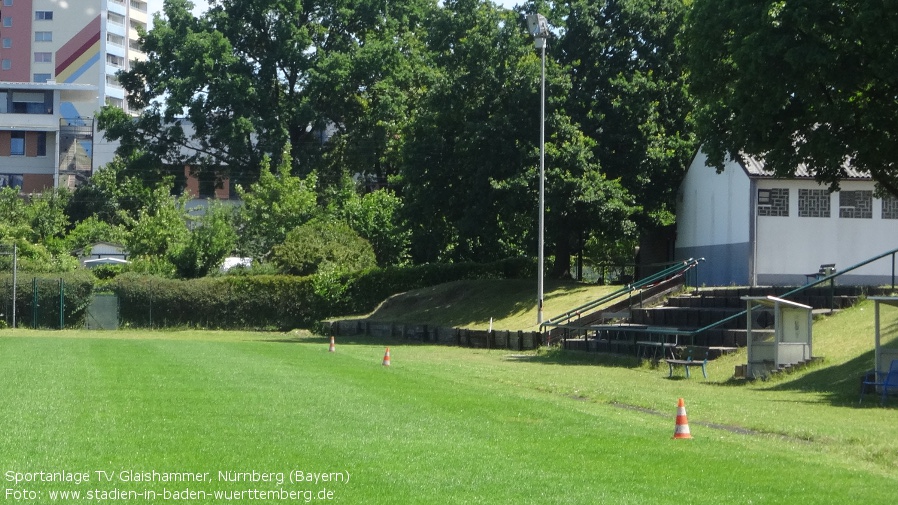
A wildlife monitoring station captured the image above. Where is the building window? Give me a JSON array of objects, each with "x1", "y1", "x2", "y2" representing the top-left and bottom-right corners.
[
  {"x1": 35, "y1": 31, "x2": 52, "y2": 42},
  {"x1": 2, "y1": 17, "x2": 11, "y2": 27},
  {"x1": 839, "y1": 190, "x2": 873, "y2": 219},
  {"x1": 2, "y1": 38, "x2": 10, "y2": 48},
  {"x1": 105, "y1": 96, "x2": 124, "y2": 109},
  {"x1": 798, "y1": 189, "x2": 831, "y2": 218},
  {"x1": 33, "y1": 73, "x2": 51, "y2": 83},
  {"x1": 10, "y1": 132, "x2": 24, "y2": 156},
  {"x1": 883, "y1": 195, "x2": 898, "y2": 220},
  {"x1": 11, "y1": 91, "x2": 50, "y2": 113},
  {"x1": 0, "y1": 174, "x2": 23, "y2": 189},
  {"x1": 34, "y1": 52, "x2": 52, "y2": 63},
  {"x1": 108, "y1": 12, "x2": 125, "y2": 26},
  {"x1": 106, "y1": 54, "x2": 125, "y2": 68},
  {"x1": 1, "y1": 59, "x2": 9, "y2": 70},
  {"x1": 107, "y1": 33, "x2": 125, "y2": 47},
  {"x1": 36, "y1": 132, "x2": 46, "y2": 157},
  {"x1": 757, "y1": 188, "x2": 789, "y2": 217},
  {"x1": 34, "y1": 11, "x2": 52, "y2": 20},
  {"x1": 2, "y1": 0, "x2": 12, "y2": 6}
]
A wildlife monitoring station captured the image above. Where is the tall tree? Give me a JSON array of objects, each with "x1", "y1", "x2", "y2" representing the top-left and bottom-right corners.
[
  {"x1": 400, "y1": 0, "x2": 637, "y2": 275},
  {"x1": 400, "y1": 0, "x2": 537, "y2": 263},
  {"x1": 307, "y1": 0, "x2": 438, "y2": 193},
  {"x1": 685, "y1": 0, "x2": 898, "y2": 196},
  {"x1": 98, "y1": 0, "x2": 438, "y2": 189},
  {"x1": 557, "y1": 0, "x2": 697, "y2": 228}
]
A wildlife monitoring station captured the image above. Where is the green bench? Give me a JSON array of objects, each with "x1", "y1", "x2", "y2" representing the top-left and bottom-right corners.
[{"x1": 665, "y1": 346, "x2": 709, "y2": 379}]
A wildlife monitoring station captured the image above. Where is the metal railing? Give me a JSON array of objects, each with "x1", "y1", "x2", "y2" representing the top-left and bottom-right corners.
[
  {"x1": 542, "y1": 258, "x2": 704, "y2": 329},
  {"x1": 543, "y1": 247, "x2": 898, "y2": 350},
  {"x1": 685, "y1": 246, "x2": 898, "y2": 339}
]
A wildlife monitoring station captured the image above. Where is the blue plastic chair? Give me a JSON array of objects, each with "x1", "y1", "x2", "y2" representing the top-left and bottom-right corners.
[{"x1": 860, "y1": 359, "x2": 898, "y2": 405}]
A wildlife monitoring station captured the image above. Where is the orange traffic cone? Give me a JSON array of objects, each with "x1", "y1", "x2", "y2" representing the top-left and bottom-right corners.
[
  {"x1": 382, "y1": 347, "x2": 391, "y2": 366},
  {"x1": 673, "y1": 398, "x2": 692, "y2": 439},
  {"x1": 328, "y1": 336, "x2": 336, "y2": 353}
]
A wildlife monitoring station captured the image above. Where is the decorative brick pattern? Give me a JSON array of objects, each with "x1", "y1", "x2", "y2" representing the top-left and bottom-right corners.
[
  {"x1": 839, "y1": 190, "x2": 872, "y2": 219},
  {"x1": 798, "y1": 189, "x2": 830, "y2": 218},
  {"x1": 883, "y1": 194, "x2": 898, "y2": 220},
  {"x1": 757, "y1": 188, "x2": 789, "y2": 217}
]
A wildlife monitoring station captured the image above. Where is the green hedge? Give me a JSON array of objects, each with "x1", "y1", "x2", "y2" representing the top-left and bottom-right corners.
[
  {"x1": 0, "y1": 271, "x2": 95, "y2": 328},
  {"x1": 112, "y1": 258, "x2": 535, "y2": 329},
  {"x1": 113, "y1": 274, "x2": 319, "y2": 329}
]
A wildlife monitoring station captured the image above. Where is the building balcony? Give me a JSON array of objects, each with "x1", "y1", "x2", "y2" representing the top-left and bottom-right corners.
[
  {"x1": 108, "y1": 0, "x2": 127, "y2": 16},
  {"x1": 0, "y1": 113, "x2": 58, "y2": 131}
]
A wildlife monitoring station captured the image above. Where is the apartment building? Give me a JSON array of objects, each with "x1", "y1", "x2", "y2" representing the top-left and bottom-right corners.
[{"x1": 0, "y1": 0, "x2": 148, "y2": 190}]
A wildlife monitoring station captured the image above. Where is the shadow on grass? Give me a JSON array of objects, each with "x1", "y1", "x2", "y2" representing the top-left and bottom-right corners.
[
  {"x1": 502, "y1": 348, "x2": 643, "y2": 369},
  {"x1": 258, "y1": 334, "x2": 424, "y2": 347},
  {"x1": 748, "y1": 349, "x2": 897, "y2": 408}
]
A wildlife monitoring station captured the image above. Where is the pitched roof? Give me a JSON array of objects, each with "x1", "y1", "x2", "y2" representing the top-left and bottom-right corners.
[{"x1": 739, "y1": 155, "x2": 871, "y2": 180}]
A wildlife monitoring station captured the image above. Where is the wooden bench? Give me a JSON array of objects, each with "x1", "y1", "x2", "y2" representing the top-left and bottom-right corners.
[
  {"x1": 665, "y1": 346, "x2": 709, "y2": 379},
  {"x1": 805, "y1": 263, "x2": 836, "y2": 283}
]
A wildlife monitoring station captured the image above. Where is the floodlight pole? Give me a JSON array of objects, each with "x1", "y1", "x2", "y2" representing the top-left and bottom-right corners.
[
  {"x1": 11, "y1": 243, "x2": 15, "y2": 328},
  {"x1": 528, "y1": 13, "x2": 549, "y2": 326},
  {"x1": 538, "y1": 37, "x2": 545, "y2": 326}
]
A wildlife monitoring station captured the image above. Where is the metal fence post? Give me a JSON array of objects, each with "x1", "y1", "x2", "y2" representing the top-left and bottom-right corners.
[
  {"x1": 59, "y1": 278, "x2": 64, "y2": 329},
  {"x1": 11, "y1": 243, "x2": 16, "y2": 328},
  {"x1": 32, "y1": 277, "x2": 37, "y2": 328}
]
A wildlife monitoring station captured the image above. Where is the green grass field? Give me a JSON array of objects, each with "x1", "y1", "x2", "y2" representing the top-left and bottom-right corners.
[{"x1": 1, "y1": 300, "x2": 897, "y2": 504}]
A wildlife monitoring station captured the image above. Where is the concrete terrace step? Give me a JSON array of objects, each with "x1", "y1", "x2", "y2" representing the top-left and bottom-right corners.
[
  {"x1": 667, "y1": 294, "x2": 859, "y2": 310},
  {"x1": 691, "y1": 286, "x2": 867, "y2": 298},
  {"x1": 630, "y1": 306, "x2": 746, "y2": 329},
  {"x1": 558, "y1": 285, "x2": 880, "y2": 357}
]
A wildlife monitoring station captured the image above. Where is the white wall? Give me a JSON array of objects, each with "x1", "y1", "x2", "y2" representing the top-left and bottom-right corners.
[
  {"x1": 676, "y1": 151, "x2": 751, "y2": 249},
  {"x1": 675, "y1": 151, "x2": 753, "y2": 285},
  {"x1": 755, "y1": 180, "x2": 898, "y2": 284}
]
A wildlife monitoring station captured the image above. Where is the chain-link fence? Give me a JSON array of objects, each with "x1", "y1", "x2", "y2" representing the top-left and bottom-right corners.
[{"x1": 0, "y1": 274, "x2": 95, "y2": 329}]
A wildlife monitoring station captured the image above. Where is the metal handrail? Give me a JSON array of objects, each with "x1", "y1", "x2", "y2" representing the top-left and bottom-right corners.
[
  {"x1": 543, "y1": 258, "x2": 704, "y2": 327},
  {"x1": 688, "y1": 245, "x2": 898, "y2": 337},
  {"x1": 546, "y1": 247, "x2": 898, "y2": 345}
]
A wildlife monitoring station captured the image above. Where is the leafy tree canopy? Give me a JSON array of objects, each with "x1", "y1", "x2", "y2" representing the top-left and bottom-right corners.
[
  {"x1": 271, "y1": 218, "x2": 377, "y2": 276},
  {"x1": 686, "y1": 0, "x2": 898, "y2": 196},
  {"x1": 337, "y1": 188, "x2": 410, "y2": 267},
  {"x1": 558, "y1": 0, "x2": 696, "y2": 228},
  {"x1": 94, "y1": 0, "x2": 699, "y2": 279},
  {"x1": 98, "y1": 0, "x2": 439, "y2": 188},
  {"x1": 234, "y1": 148, "x2": 319, "y2": 259},
  {"x1": 169, "y1": 202, "x2": 237, "y2": 278},
  {"x1": 0, "y1": 188, "x2": 78, "y2": 272}
]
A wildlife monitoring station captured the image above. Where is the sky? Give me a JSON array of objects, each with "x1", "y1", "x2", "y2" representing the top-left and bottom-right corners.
[{"x1": 145, "y1": 0, "x2": 520, "y2": 25}]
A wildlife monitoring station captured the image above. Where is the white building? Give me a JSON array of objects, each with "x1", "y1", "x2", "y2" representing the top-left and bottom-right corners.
[
  {"x1": 675, "y1": 150, "x2": 898, "y2": 286},
  {"x1": 0, "y1": 0, "x2": 149, "y2": 189},
  {"x1": 0, "y1": 81, "x2": 96, "y2": 191}
]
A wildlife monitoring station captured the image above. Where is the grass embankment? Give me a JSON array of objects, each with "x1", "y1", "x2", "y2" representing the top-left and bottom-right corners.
[
  {"x1": 0, "y1": 288, "x2": 896, "y2": 503},
  {"x1": 360, "y1": 279, "x2": 622, "y2": 331}
]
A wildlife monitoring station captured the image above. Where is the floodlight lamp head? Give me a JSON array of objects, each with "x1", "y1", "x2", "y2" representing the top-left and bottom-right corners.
[{"x1": 526, "y1": 13, "x2": 549, "y2": 38}]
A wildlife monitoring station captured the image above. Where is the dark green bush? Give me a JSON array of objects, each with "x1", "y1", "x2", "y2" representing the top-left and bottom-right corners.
[{"x1": 272, "y1": 218, "x2": 377, "y2": 276}]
